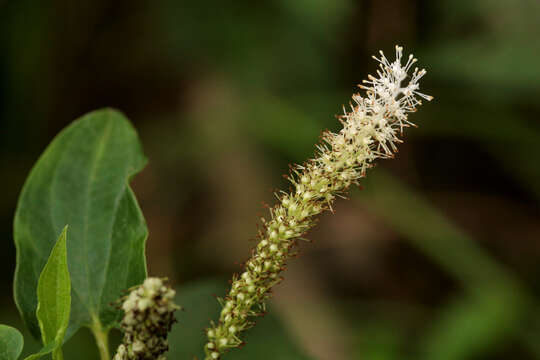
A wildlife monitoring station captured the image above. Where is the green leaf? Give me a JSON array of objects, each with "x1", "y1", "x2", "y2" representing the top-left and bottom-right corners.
[
  {"x1": 0, "y1": 325, "x2": 24, "y2": 360},
  {"x1": 356, "y1": 171, "x2": 530, "y2": 359},
  {"x1": 36, "y1": 226, "x2": 70, "y2": 359},
  {"x1": 14, "y1": 108, "x2": 148, "y2": 339},
  {"x1": 168, "y1": 279, "x2": 312, "y2": 360},
  {"x1": 356, "y1": 170, "x2": 520, "y2": 291},
  {"x1": 419, "y1": 292, "x2": 521, "y2": 360}
]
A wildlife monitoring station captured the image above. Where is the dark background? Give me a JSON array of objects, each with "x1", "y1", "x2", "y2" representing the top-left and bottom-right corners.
[{"x1": 1, "y1": 0, "x2": 540, "y2": 359}]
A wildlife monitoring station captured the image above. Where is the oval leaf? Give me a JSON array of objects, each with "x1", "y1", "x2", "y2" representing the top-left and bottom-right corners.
[
  {"x1": 14, "y1": 109, "x2": 148, "y2": 339},
  {"x1": 0, "y1": 325, "x2": 23, "y2": 360},
  {"x1": 36, "y1": 226, "x2": 70, "y2": 359}
]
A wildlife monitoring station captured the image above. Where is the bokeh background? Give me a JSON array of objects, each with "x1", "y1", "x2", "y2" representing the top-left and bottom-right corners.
[{"x1": 2, "y1": 0, "x2": 540, "y2": 359}]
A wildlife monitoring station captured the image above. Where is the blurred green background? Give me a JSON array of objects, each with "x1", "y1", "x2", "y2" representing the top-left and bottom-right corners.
[{"x1": 1, "y1": 0, "x2": 540, "y2": 359}]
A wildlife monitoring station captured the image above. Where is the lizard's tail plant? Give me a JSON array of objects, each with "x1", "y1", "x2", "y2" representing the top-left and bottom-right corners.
[{"x1": 204, "y1": 45, "x2": 433, "y2": 360}]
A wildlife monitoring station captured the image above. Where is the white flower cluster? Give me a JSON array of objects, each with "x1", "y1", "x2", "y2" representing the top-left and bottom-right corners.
[
  {"x1": 114, "y1": 278, "x2": 180, "y2": 360},
  {"x1": 204, "y1": 45, "x2": 431, "y2": 360},
  {"x1": 342, "y1": 45, "x2": 433, "y2": 157}
]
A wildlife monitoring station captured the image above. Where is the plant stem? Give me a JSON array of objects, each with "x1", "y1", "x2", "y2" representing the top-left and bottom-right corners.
[
  {"x1": 203, "y1": 45, "x2": 433, "y2": 360},
  {"x1": 91, "y1": 318, "x2": 110, "y2": 360},
  {"x1": 53, "y1": 348, "x2": 64, "y2": 360}
]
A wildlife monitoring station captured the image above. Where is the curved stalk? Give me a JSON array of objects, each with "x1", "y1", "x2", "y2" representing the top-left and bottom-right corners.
[
  {"x1": 91, "y1": 319, "x2": 110, "y2": 360},
  {"x1": 203, "y1": 45, "x2": 432, "y2": 360}
]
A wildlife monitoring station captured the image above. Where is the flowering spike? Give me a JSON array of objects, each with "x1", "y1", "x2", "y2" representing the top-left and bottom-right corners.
[
  {"x1": 114, "y1": 278, "x2": 180, "y2": 360},
  {"x1": 203, "y1": 46, "x2": 432, "y2": 360}
]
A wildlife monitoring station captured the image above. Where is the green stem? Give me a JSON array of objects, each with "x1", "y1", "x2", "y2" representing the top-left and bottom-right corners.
[
  {"x1": 90, "y1": 319, "x2": 110, "y2": 360},
  {"x1": 52, "y1": 348, "x2": 64, "y2": 360}
]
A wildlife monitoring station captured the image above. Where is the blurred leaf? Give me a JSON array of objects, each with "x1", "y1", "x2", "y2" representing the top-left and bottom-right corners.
[
  {"x1": 357, "y1": 171, "x2": 519, "y2": 290},
  {"x1": 244, "y1": 94, "x2": 324, "y2": 161},
  {"x1": 154, "y1": 0, "x2": 342, "y2": 90},
  {"x1": 273, "y1": 0, "x2": 353, "y2": 42},
  {"x1": 417, "y1": 104, "x2": 540, "y2": 200},
  {"x1": 416, "y1": 105, "x2": 538, "y2": 144},
  {"x1": 353, "y1": 322, "x2": 405, "y2": 360},
  {"x1": 424, "y1": 40, "x2": 540, "y2": 94},
  {"x1": 434, "y1": 0, "x2": 540, "y2": 38},
  {"x1": 345, "y1": 300, "x2": 429, "y2": 360},
  {"x1": 419, "y1": 291, "x2": 522, "y2": 360},
  {"x1": 520, "y1": 306, "x2": 540, "y2": 357},
  {"x1": 356, "y1": 171, "x2": 530, "y2": 358},
  {"x1": 242, "y1": 91, "x2": 347, "y2": 162},
  {"x1": 14, "y1": 109, "x2": 148, "y2": 339},
  {"x1": 426, "y1": 0, "x2": 540, "y2": 97},
  {"x1": 0, "y1": 325, "x2": 23, "y2": 360},
  {"x1": 36, "y1": 226, "x2": 70, "y2": 359},
  {"x1": 168, "y1": 279, "x2": 312, "y2": 360},
  {"x1": 488, "y1": 142, "x2": 540, "y2": 202}
]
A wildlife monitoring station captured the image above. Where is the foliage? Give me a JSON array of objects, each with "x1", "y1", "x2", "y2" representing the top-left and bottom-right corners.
[
  {"x1": 1, "y1": 0, "x2": 540, "y2": 359},
  {"x1": 0, "y1": 326, "x2": 23, "y2": 360},
  {"x1": 33, "y1": 226, "x2": 71, "y2": 360},
  {"x1": 13, "y1": 109, "x2": 148, "y2": 340}
]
